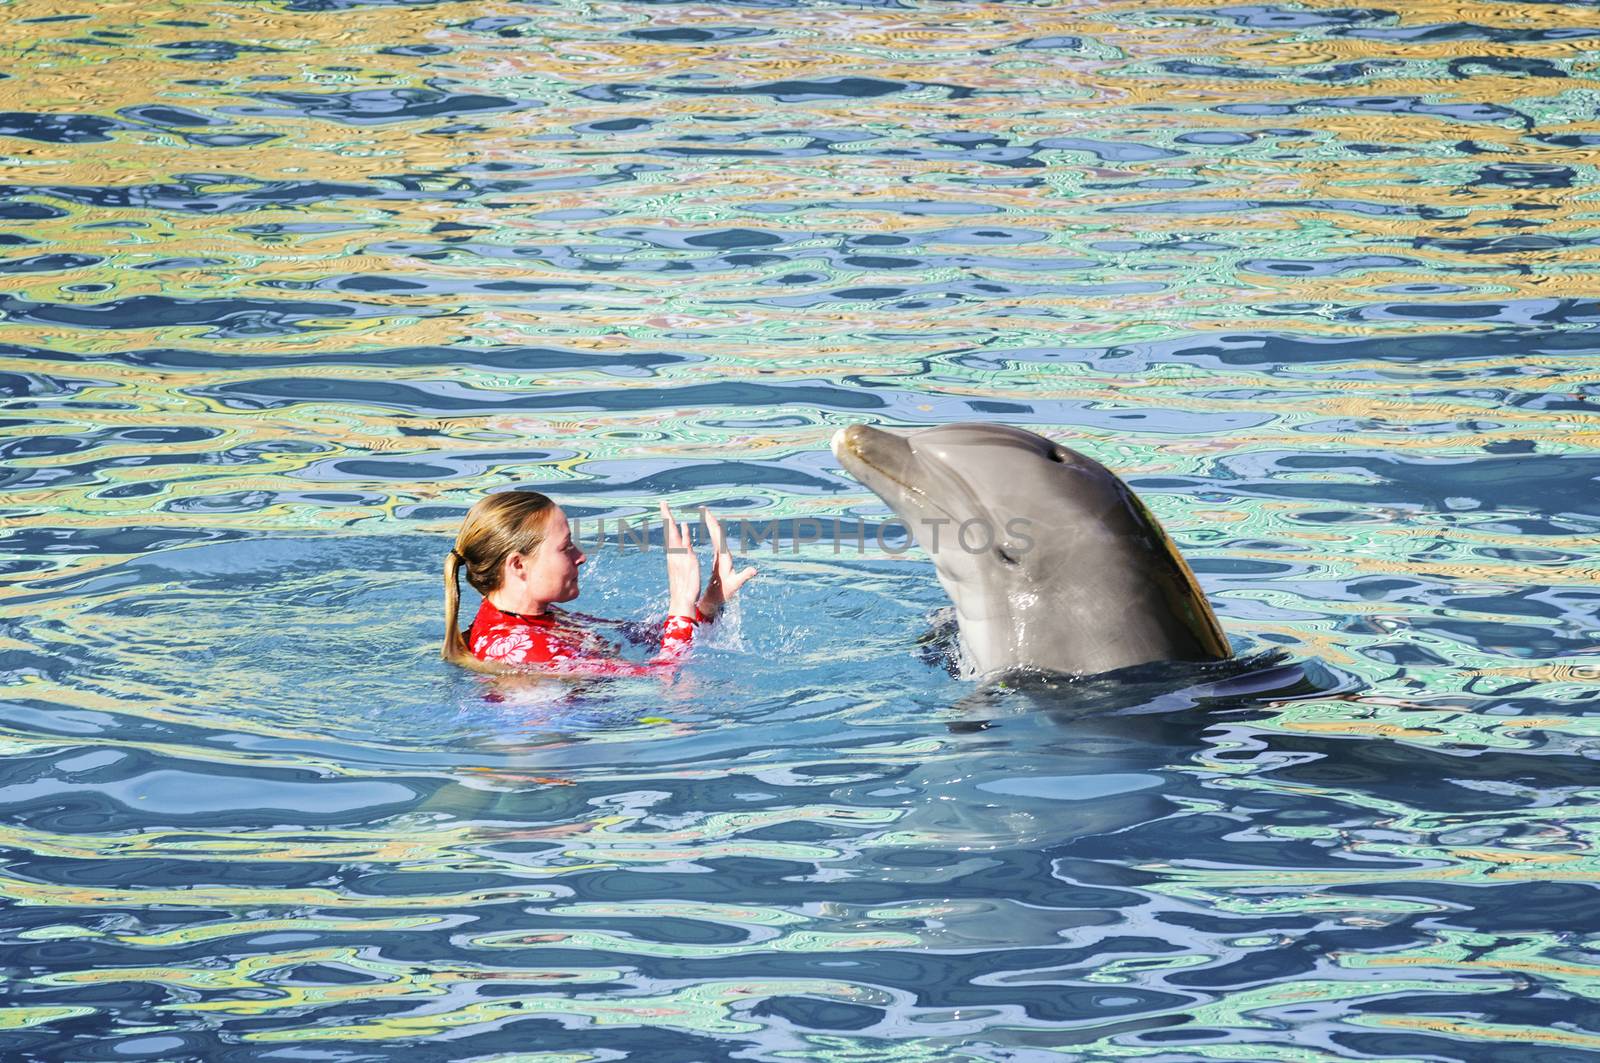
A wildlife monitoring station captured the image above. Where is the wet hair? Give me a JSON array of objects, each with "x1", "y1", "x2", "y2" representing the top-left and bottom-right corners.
[{"x1": 442, "y1": 490, "x2": 557, "y2": 669}]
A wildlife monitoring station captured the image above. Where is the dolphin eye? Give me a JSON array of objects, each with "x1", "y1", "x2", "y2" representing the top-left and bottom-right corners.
[
  {"x1": 1047, "y1": 448, "x2": 1067, "y2": 464},
  {"x1": 995, "y1": 546, "x2": 1019, "y2": 565}
]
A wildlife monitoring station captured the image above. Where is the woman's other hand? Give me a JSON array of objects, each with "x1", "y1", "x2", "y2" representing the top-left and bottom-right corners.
[
  {"x1": 696, "y1": 507, "x2": 757, "y2": 621},
  {"x1": 661, "y1": 500, "x2": 701, "y2": 618}
]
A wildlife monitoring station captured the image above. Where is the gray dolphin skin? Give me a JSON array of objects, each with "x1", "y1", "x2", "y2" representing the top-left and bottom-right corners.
[{"x1": 830, "y1": 422, "x2": 1231, "y2": 677}]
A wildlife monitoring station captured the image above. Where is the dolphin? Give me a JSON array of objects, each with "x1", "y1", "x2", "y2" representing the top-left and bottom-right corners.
[{"x1": 830, "y1": 422, "x2": 1231, "y2": 677}]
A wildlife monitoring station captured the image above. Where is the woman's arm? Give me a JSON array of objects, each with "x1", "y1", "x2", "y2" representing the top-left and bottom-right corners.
[
  {"x1": 692, "y1": 507, "x2": 757, "y2": 622},
  {"x1": 661, "y1": 500, "x2": 702, "y2": 622}
]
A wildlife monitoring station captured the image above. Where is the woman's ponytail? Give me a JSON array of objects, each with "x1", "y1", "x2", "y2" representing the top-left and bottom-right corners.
[{"x1": 442, "y1": 547, "x2": 472, "y2": 665}]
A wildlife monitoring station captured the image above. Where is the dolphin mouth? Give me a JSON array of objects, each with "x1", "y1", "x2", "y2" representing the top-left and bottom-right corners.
[{"x1": 831, "y1": 424, "x2": 957, "y2": 525}]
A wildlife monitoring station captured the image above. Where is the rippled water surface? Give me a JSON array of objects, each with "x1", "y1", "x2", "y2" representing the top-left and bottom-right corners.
[{"x1": 3, "y1": 0, "x2": 1600, "y2": 1058}]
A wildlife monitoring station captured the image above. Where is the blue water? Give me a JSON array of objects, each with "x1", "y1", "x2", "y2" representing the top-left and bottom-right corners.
[{"x1": 4, "y1": 0, "x2": 1600, "y2": 1057}]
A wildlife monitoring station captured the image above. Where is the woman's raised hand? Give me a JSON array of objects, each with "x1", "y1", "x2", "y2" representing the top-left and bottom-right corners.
[
  {"x1": 660, "y1": 500, "x2": 701, "y2": 619},
  {"x1": 695, "y1": 507, "x2": 757, "y2": 621}
]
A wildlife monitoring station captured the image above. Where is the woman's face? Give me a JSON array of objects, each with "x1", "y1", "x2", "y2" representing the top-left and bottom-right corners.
[{"x1": 508, "y1": 508, "x2": 586, "y2": 605}]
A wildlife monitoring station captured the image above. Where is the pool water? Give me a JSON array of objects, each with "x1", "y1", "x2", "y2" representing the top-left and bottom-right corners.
[{"x1": 3, "y1": 0, "x2": 1599, "y2": 1058}]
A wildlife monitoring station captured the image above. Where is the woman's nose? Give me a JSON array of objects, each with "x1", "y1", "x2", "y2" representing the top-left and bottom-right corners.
[{"x1": 576, "y1": 551, "x2": 586, "y2": 566}]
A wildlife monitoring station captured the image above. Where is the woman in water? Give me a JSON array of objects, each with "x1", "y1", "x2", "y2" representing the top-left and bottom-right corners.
[{"x1": 442, "y1": 491, "x2": 756, "y2": 675}]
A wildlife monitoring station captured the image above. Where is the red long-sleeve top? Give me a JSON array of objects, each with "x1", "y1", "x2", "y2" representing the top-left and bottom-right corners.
[{"x1": 467, "y1": 598, "x2": 702, "y2": 676}]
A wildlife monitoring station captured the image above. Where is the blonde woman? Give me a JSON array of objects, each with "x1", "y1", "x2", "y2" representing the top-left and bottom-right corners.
[{"x1": 443, "y1": 492, "x2": 755, "y2": 676}]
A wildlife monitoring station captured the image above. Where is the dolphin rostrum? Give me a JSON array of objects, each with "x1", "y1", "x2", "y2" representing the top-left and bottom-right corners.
[{"x1": 831, "y1": 422, "x2": 1231, "y2": 677}]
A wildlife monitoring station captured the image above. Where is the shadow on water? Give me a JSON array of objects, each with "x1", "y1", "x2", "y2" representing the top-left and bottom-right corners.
[
  {"x1": 950, "y1": 640, "x2": 1600, "y2": 816},
  {"x1": 959, "y1": 649, "x2": 1321, "y2": 721}
]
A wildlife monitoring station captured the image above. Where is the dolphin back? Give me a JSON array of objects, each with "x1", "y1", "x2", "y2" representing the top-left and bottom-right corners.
[
  {"x1": 1105, "y1": 470, "x2": 1232, "y2": 663},
  {"x1": 990, "y1": 441, "x2": 1232, "y2": 675}
]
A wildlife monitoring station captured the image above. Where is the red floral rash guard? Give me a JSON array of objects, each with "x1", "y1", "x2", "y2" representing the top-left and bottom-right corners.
[{"x1": 467, "y1": 597, "x2": 702, "y2": 676}]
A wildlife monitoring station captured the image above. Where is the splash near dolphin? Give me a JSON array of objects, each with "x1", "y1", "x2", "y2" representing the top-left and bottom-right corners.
[{"x1": 831, "y1": 422, "x2": 1231, "y2": 678}]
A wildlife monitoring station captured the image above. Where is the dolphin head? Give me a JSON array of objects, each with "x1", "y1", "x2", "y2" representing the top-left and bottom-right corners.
[{"x1": 831, "y1": 422, "x2": 1229, "y2": 677}]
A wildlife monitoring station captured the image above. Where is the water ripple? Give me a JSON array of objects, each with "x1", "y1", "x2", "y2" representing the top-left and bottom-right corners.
[{"x1": 2, "y1": 0, "x2": 1598, "y2": 1058}]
